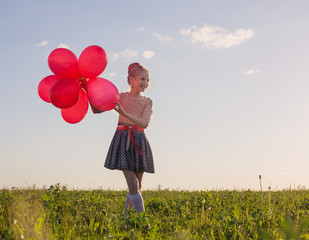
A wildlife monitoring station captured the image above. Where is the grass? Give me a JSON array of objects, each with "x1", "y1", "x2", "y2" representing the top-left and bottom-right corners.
[{"x1": 1, "y1": 184, "x2": 309, "y2": 239}]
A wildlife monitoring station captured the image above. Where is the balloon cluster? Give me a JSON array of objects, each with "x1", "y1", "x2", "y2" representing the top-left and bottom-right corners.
[{"x1": 38, "y1": 45, "x2": 119, "y2": 124}]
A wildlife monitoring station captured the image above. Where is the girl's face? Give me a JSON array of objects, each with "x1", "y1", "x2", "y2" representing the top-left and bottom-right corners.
[{"x1": 130, "y1": 71, "x2": 149, "y2": 93}]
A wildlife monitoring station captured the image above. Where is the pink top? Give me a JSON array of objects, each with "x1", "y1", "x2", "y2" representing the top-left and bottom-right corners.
[{"x1": 118, "y1": 92, "x2": 153, "y2": 128}]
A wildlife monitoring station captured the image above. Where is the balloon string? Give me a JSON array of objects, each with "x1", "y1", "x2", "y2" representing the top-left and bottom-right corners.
[{"x1": 79, "y1": 77, "x2": 89, "y2": 91}]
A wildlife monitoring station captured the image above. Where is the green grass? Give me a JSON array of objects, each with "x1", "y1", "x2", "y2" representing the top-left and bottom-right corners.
[{"x1": 1, "y1": 184, "x2": 309, "y2": 239}]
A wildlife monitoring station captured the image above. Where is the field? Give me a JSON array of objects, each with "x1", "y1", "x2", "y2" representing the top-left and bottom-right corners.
[{"x1": 1, "y1": 184, "x2": 309, "y2": 239}]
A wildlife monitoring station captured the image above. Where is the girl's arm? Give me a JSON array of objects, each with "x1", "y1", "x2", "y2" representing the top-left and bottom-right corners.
[
  {"x1": 114, "y1": 100, "x2": 153, "y2": 129},
  {"x1": 90, "y1": 102, "x2": 105, "y2": 114}
]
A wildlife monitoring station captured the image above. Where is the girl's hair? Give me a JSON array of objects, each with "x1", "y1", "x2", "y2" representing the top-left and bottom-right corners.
[{"x1": 127, "y1": 62, "x2": 150, "y2": 85}]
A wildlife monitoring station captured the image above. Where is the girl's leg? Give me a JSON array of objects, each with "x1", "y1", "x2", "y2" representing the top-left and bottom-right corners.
[
  {"x1": 136, "y1": 171, "x2": 144, "y2": 192},
  {"x1": 123, "y1": 170, "x2": 145, "y2": 214},
  {"x1": 123, "y1": 169, "x2": 139, "y2": 194},
  {"x1": 122, "y1": 170, "x2": 136, "y2": 215},
  {"x1": 124, "y1": 192, "x2": 133, "y2": 209}
]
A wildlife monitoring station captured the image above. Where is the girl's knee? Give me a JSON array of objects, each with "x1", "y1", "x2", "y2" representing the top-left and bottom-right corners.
[{"x1": 129, "y1": 178, "x2": 139, "y2": 194}]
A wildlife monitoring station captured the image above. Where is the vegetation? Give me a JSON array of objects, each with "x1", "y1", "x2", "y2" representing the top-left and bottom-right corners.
[{"x1": 1, "y1": 184, "x2": 309, "y2": 239}]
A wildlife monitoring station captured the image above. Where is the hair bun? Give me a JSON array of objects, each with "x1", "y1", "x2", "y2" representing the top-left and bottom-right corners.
[{"x1": 128, "y1": 62, "x2": 141, "y2": 73}]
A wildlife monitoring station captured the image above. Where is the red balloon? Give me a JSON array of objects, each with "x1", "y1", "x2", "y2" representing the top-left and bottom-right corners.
[
  {"x1": 38, "y1": 75, "x2": 61, "y2": 103},
  {"x1": 61, "y1": 89, "x2": 89, "y2": 124},
  {"x1": 87, "y1": 77, "x2": 119, "y2": 111},
  {"x1": 48, "y1": 48, "x2": 80, "y2": 78},
  {"x1": 49, "y1": 78, "x2": 81, "y2": 109},
  {"x1": 79, "y1": 45, "x2": 107, "y2": 78}
]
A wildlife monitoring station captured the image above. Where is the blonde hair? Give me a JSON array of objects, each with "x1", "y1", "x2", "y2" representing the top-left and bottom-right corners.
[{"x1": 127, "y1": 62, "x2": 150, "y2": 86}]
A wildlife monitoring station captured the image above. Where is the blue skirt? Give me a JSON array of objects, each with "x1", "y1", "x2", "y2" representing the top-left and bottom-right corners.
[{"x1": 104, "y1": 124, "x2": 155, "y2": 173}]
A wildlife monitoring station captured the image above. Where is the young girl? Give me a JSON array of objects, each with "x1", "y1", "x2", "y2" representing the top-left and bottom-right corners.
[{"x1": 104, "y1": 62, "x2": 154, "y2": 215}]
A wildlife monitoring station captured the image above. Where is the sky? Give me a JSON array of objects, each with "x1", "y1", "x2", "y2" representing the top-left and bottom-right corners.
[{"x1": 1, "y1": 0, "x2": 309, "y2": 191}]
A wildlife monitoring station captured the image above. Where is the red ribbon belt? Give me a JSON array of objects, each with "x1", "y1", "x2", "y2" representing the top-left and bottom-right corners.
[{"x1": 116, "y1": 125, "x2": 145, "y2": 156}]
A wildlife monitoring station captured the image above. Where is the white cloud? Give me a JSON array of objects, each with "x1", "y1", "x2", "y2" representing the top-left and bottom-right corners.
[
  {"x1": 153, "y1": 32, "x2": 173, "y2": 43},
  {"x1": 109, "y1": 72, "x2": 117, "y2": 77},
  {"x1": 57, "y1": 43, "x2": 70, "y2": 49},
  {"x1": 35, "y1": 40, "x2": 49, "y2": 47},
  {"x1": 110, "y1": 52, "x2": 119, "y2": 61},
  {"x1": 138, "y1": 27, "x2": 145, "y2": 32},
  {"x1": 142, "y1": 50, "x2": 155, "y2": 59},
  {"x1": 110, "y1": 48, "x2": 154, "y2": 61},
  {"x1": 120, "y1": 48, "x2": 139, "y2": 61},
  {"x1": 242, "y1": 69, "x2": 261, "y2": 75},
  {"x1": 180, "y1": 24, "x2": 254, "y2": 49}
]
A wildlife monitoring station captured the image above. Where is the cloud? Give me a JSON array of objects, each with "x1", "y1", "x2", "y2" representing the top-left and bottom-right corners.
[
  {"x1": 179, "y1": 24, "x2": 254, "y2": 49},
  {"x1": 142, "y1": 50, "x2": 155, "y2": 59},
  {"x1": 153, "y1": 32, "x2": 173, "y2": 43},
  {"x1": 35, "y1": 40, "x2": 49, "y2": 47},
  {"x1": 57, "y1": 43, "x2": 70, "y2": 49},
  {"x1": 109, "y1": 72, "x2": 117, "y2": 77},
  {"x1": 110, "y1": 52, "x2": 119, "y2": 61},
  {"x1": 120, "y1": 48, "x2": 139, "y2": 61},
  {"x1": 138, "y1": 27, "x2": 145, "y2": 32},
  {"x1": 242, "y1": 69, "x2": 260, "y2": 75},
  {"x1": 110, "y1": 48, "x2": 155, "y2": 61}
]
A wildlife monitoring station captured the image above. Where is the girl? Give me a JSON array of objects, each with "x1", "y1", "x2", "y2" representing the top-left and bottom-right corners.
[{"x1": 104, "y1": 62, "x2": 154, "y2": 215}]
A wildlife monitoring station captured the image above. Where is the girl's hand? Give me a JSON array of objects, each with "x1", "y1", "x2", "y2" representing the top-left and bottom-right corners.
[
  {"x1": 114, "y1": 102, "x2": 127, "y2": 117},
  {"x1": 90, "y1": 103, "x2": 104, "y2": 114}
]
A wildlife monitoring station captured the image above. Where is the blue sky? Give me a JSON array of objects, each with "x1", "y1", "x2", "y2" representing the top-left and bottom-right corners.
[{"x1": 1, "y1": 0, "x2": 309, "y2": 190}]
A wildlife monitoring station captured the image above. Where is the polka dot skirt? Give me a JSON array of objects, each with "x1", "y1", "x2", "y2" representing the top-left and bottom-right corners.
[{"x1": 104, "y1": 124, "x2": 155, "y2": 173}]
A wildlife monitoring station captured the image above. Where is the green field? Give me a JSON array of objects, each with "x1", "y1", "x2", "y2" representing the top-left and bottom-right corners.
[{"x1": 1, "y1": 184, "x2": 309, "y2": 239}]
